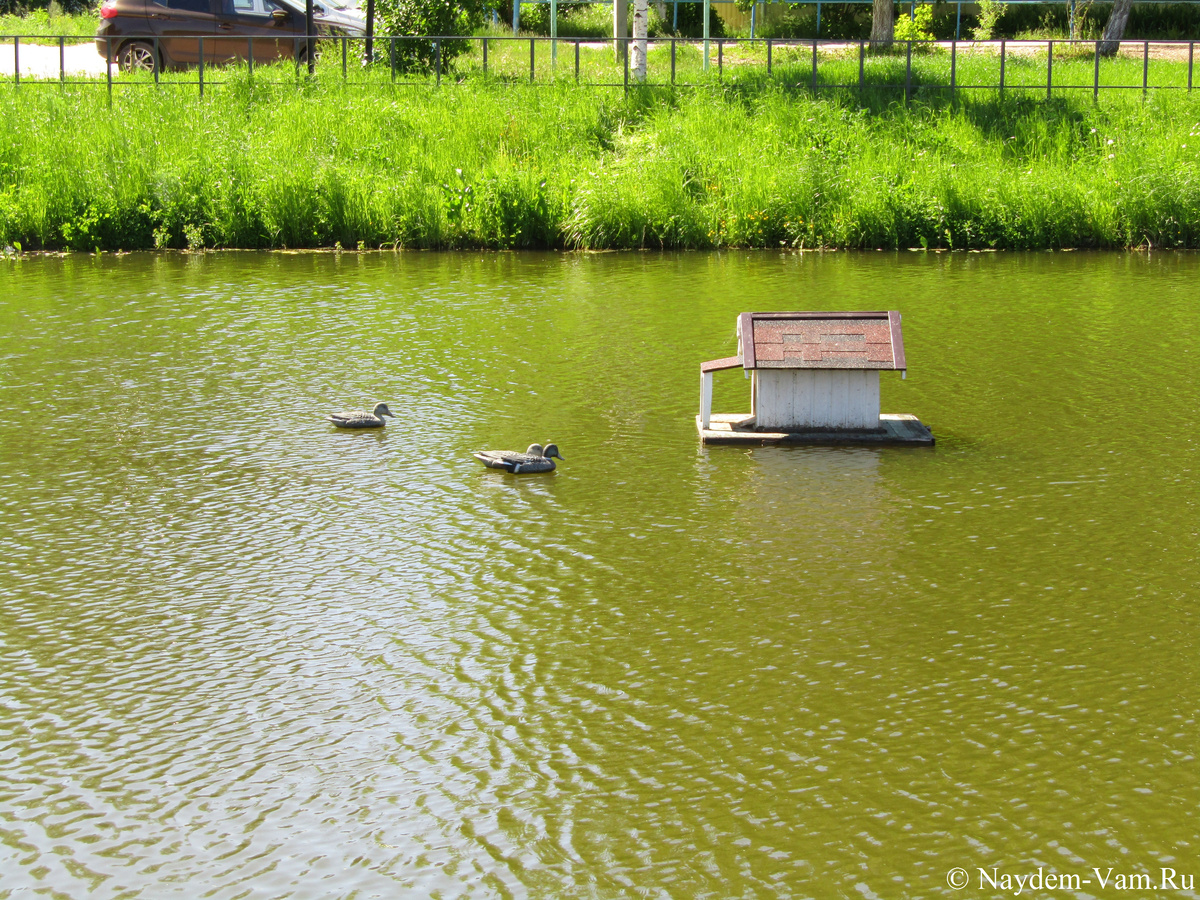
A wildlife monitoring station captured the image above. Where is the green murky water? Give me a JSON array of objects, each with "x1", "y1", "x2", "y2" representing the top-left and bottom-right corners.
[{"x1": 1, "y1": 251, "x2": 1197, "y2": 899}]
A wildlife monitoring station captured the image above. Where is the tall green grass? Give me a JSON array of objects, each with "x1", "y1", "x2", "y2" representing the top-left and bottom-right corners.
[{"x1": 1, "y1": 67, "x2": 1198, "y2": 250}]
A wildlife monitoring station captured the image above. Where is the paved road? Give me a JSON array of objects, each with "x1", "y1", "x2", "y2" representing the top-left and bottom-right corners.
[{"x1": 0, "y1": 39, "x2": 111, "y2": 79}]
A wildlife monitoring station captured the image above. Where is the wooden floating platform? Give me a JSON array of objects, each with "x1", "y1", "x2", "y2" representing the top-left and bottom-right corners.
[{"x1": 697, "y1": 413, "x2": 935, "y2": 446}]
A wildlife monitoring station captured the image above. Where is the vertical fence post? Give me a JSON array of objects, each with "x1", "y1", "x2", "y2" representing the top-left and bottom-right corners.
[
  {"x1": 999, "y1": 39, "x2": 1006, "y2": 95},
  {"x1": 718, "y1": 40, "x2": 723, "y2": 76},
  {"x1": 576, "y1": 39, "x2": 580, "y2": 82},
  {"x1": 551, "y1": 0, "x2": 557, "y2": 64},
  {"x1": 512, "y1": 0, "x2": 519, "y2": 35},
  {"x1": 342, "y1": 34, "x2": 347, "y2": 79},
  {"x1": 750, "y1": 2, "x2": 755, "y2": 39},
  {"x1": 1093, "y1": 40, "x2": 1100, "y2": 101},
  {"x1": 390, "y1": 37, "x2": 396, "y2": 82},
  {"x1": 199, "y1": 37, "x2": 204, "y2": 97},
  {"x1": 950, "y1": 39, "x2": 956, "y2": 101},
  {"x1": 766, "y1": 38, "x2": 771, "y2": 75},
  {"x1": 436, "y1": 38, "x2": 441, "y2": 86},
  {"x1": 106, "y1": 36, "x2": 112, "y2": 106},
  {"x1": 904, "y1": 40, "x2": 911, "y2": 104},
  {"x1": 955, "y1": 0, "x2": 961, "y2": 39},
  {"x1": 811, "y1": 39, "x2": 817, "y2": 93},
  {"x1": 1142, "y1": 40, "x2": 1148, "y2": 100},
  {"x1": 671, "y1": 38, "x2": 675, "y2": 83},
  {"x1": 1189, "y1": 42, "x2": 1194, "y2": 92},
  {"x1": 59, "y1": 35, "x2": 65, "y2": 87},
  {"x1": 246, "y1": 37, "x2": 251, "y2": 86},
  {"x1": 530, "y1": 36, "x2": 535, "y2": 83},
  {"x1": 1047, "y1": 40, "x2": 1052, "y2": 100},
  {"x1": 858, "y1": 40, "x2": 864, "y2": 90},
  {"x1": 14, "y1": 36, "x2": 19, "y2": 87},
  {"x1": 483, "y1": 37, "x2": 488, "y2": 74},
  {"x1": 624, "y1": 38, "x2": 629, "y2": 92}
]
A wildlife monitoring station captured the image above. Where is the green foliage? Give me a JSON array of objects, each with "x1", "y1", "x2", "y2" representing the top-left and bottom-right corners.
[
  {"x1": 374, "y1": 0, "x2": 486, "y2": 73},
  {"x1": 0, "y1": 8, "x2": 96, "y2": 34},
  {"x1": 1, "y1": 64, "x2": 1198, "y2": 252},
  {"x1": 893, "y1": 3, "x2": 934, "y2": 41},
  {"x1": 972, "y1": 0, "x2": 1002, "y2": 39}
]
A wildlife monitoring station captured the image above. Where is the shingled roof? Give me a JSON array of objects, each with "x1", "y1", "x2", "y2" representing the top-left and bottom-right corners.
[{"x1": 733, "y1": 311, "x2": 906, "y2": 371}]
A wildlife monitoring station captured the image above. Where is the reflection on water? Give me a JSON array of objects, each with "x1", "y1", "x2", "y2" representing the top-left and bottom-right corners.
[{"x1": 0, "y1": 251, "x2": 1197, "y2": 898}]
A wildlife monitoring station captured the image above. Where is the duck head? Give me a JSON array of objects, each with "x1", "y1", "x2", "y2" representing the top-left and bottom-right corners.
[
  {"x1": 372, "y1": 402, "x2": 394, "y2": 418},
  {"x1": 542, "y1": 444, "x2": 564, "y2": 461}
]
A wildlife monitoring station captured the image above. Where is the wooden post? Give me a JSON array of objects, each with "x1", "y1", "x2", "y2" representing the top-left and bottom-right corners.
[{"x1": 700, "y1": 372, "x2": 713, "y2": 430}]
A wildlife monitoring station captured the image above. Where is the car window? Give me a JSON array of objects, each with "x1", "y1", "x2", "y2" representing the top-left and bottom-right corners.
[
  {"x1": 168, "y1": 0, "x2": 212, "y2": 12},
  {"x1": 228, "y1": 0, "x2": 256, "y2": 12}
]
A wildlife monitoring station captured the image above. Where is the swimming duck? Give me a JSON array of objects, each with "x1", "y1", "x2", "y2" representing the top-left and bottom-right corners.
[
  {"x1": 328, "y1": 402, "x2": 394, "y2": 429},
  {"x1": 473, "y1": 443, "x2": 564, "y2": 474}
]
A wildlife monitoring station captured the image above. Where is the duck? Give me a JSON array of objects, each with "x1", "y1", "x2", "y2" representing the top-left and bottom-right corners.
[
  {"x1": 328, "y1": 402, "x2": 394, "y2": 429},
  {"x1": 473, "y1": 443, "x2": 564, "y2": 474}
]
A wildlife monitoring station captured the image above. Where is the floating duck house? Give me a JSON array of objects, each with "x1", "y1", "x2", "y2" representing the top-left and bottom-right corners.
[{"x1": 697, "y1": 311, "x2": 934, "y2": 445}]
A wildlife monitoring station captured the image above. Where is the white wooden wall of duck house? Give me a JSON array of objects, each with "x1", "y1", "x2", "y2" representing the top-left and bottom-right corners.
[{"x1": 699, "y1": 311, "x2": 906, "y2": 432}]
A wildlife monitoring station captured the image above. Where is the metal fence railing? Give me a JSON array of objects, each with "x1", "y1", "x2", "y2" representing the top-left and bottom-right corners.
[{"x1": 1, "y1": 34, "x2": 1196, "y2": 103}]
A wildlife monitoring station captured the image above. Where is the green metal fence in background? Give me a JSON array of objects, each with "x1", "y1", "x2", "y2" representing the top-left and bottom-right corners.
[{"x1": 1, "y1": 34, "x2": 1196, "y2": 104}]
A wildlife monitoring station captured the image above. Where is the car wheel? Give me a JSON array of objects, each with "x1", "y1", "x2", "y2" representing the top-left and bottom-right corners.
[
  {"x1": 297, "y1": 43, "x2": 323, "y2": 66},
  {"x1": 118, "y1": 41, "x2": 159, "y2": 74}
]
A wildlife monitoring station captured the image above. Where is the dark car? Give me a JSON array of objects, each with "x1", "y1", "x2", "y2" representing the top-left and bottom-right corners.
[{"x1": 95, "y1": 0, "x2": 366, "y2": 72}]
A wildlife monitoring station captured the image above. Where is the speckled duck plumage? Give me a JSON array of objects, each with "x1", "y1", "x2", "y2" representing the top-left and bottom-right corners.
[
  {"x1": 473, "y1": 443, "x2": 564, "y2": 474},
  {"x1": 329, "y1": 402, "x2": 394, "y2": 429}
]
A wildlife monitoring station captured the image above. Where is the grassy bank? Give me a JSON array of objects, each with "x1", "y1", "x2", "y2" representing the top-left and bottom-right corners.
[{"x1": 1, "y1": 67, "x2": 1198, "y2": 251}]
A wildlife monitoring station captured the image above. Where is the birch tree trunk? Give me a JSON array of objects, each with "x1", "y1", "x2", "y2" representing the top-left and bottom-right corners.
[
  {"x1": 632, "y1": 0, "x2": 648, "y2": 82},
  {"x1": 870, "y1": 0, "x2": 894, "y2": 49},
  {"x1": 1098, "y1": 0, "x2": 1133, "y2": 57}
]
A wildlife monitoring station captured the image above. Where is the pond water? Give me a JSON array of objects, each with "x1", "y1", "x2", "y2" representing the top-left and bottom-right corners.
[{"x1": 1, "y1": 251, "x2": 1197, "y2": 899}]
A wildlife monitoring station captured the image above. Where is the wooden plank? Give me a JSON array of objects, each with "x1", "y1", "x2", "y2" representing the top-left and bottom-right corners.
[
  {"x1": 700, "y1": 371, "x2": 713, "y2": 429},
  {"x1": 700, "y1": 355, "x2": 742, "y2": 373},
  {"x1": 888, "y1": 310, "x2": 906, "y2": 371},
  {"x1": 697, "y1": 413, "x2": 933, "y2": 446},
  {"x1": 738, "y1": 313, "x2": 756, "y2": 369}
]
